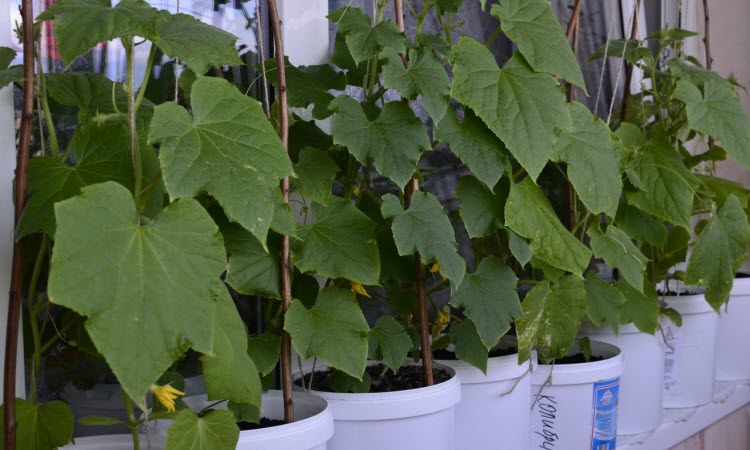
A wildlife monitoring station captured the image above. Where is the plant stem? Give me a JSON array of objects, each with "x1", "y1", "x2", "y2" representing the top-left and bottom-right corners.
[
  {"x1": 122, "y1": 388, "x2": 140, "y2": 450},
  {"x1": 27, "y1": 235, "x2": 50, "y2": 405},
  {"x1": 4, "y1": 0, "x2": 35, "y2": 445},
  {"x1": 415, "y1": 0, "x2": 431, "y2": 35},
  {"x1": 125, "y1": 40, "x2": 143, "y2": 215},
  {"x1": 134, "y1": 44, "x2": 156, "y2": 113},
  {"x1": 35, "y1": 47, "x2": 59, "y2": 158},
  {"x1": 267, "y1": 0, "x2": 295, "y2": 423}
]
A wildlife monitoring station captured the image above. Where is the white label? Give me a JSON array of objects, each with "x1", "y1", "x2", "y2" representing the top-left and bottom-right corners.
[{"x1": 663, "y1": 324, "x2": 682, "y2": 392}]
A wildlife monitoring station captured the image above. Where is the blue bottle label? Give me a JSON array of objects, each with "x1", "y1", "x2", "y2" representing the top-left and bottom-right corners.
[{"x1": 591, "y1": 377, "x2": 619, "y2": 450}]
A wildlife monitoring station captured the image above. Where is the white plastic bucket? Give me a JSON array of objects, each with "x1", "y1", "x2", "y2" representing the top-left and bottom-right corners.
[
  {"x1": 435, "y1": 338, "x2": 531, "y2": 450},
  {"x1": 579, "y1": 322, "x2": 663, "y2": 435},
  {"x1": 716, "y1": 277, "x2": 750, "y2": 381},
  {"x1": 662, "y1": 292, "x2": 718, "y2": 408},
  {"x1": 298, "y1": 363, "x2": 461, "y2": 450},
  {"x1": 530, "y1": 340, "x2": 623, "y2": 450},
  {"x1": 179, "y1": 390, "x2": 333, "y2": 450},
  {"x1": 62, "y1": 434, "x2": 165, "y2": 449}
]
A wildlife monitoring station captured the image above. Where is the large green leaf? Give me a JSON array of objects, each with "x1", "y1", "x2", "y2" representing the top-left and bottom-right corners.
[
  {"x1": 449, "y1": 256, "x2": 521, "y2": 349},
  {"x1": 149, "y1": 77, "x2": 292, "y2": 244},
  {"x1": 0, "y1": 47, "x2": 21, "y2": 89},
  {"x1": 382, "y1": 47, "x2": 450, "y2": 121},
  {"x1": 284, "y1": 287, "x2": 370, "y2": 379},
  {"x1": 225, "y1": 225, "x2": 280, "y2": 299},
  {"x1": 48, "y1": 182, "x2": 226, "y2": 402},
  {"x1": 266, "y1": 58, "x2": 346, "y2": 120},
  {"x1": 327, "y1": 7, "x2": 406, "y2": 65},
  {"x1": 154, "y1": 12, "x2": 241, "y2": 73},
  {"x1": 201, "y1": 288, "x2": 261, "y2": 406},
  {"x1": 588, "y1": 225, "x2": 648, "y2": 293},
  {"x1": 368, "y1": 316, "x2": 412, "y2": 371},
  {"x1": 516, "y1": 276, "x2": 587, "y2": 362},
  {"x1": 330, "y1": 95, "x2": 430, "y2": 188},
  {"x1": 675, "y1": 79, "x2": 750, "y2": 169},
  {"x1": 434, "y1": 107, "x2": 509, "y2": 188},
  {"x1": 616, "y1": 279, "x2": 659, "y2": 334},
  {"x1": 247, "y1": 333, "x2": 281, "y2": 377},
  {"x1": 614, "y1": 204, "x2": 667, "y2": 247},
  {"x1": 628, "y1": 136, "x2": 698, "y2": 229},
  {"x1": 686, "y1": 195, "x2": 750, "y2": 310},
  {"x1": 46, "y1": 72, "x2": 129, "y2": 117},
  {"x1": 552, "y1": 102, "x2": 622, "y2": 216},
  {"x1": 435, "y1": 0, "x2": 463, "y2": 14},
  {"x1": 290, "y1": 147, "x2": 339, "y2": 206},
  {"x1": 165, "y1": 409, "x2": 239, "y2": 450},
  {"x1": 455, "y1": 176, "x2": 505, "y2": 238},
  {"x1": 292, "y1": 197, "x2": 380, "y2": 285},
  {"x1": 0, "y1": 399, "x2": 73, "y2": 450},
  {"x1": 505, "y1": 178, "x2": 591, "y2": 276},
  {"x1": 449, "y1": 319, "x2": 489, "y2": 373},
  {"x1": 382, "y1": 192, "x2": 466, "y2": 284},
  {"x1": 16, "y1": 122, "x2": 134, "y2": 239},
  {"x1": 451, "y1": 39, "x2": 570, "y2": 180},
  {"x1": 491, "y1": 0, "x2": 585, "y2": 87},
  {"x1": 668, "y1": 59, "x2": 736, "y2": 90},
  {"x1": 38, "y1": 0, "x2": 159, "y2": 65},
  {"x1": 584, "y1": 274, "x2": 625, "y2": 333}
]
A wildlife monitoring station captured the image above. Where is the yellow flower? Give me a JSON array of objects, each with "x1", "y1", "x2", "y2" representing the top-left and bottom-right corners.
[
  {"x1": 352, "y1": 185, "x2": 361, "y2": 196},
  {"x1": 429, "y1": 262, "x2": 447, "y2": 281},
  {"x1": 351, "y1": 282, "x2": 371, "y2": 298},
  {"x1": 432, "y1": 309, "x2": 450, "y2": 338},
  {"x1": 150, "y1": 384, "x2": 185, "y2": 412}
]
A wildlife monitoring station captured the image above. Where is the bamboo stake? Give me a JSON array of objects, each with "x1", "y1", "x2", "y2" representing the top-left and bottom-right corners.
[
  {"x1": 393, "y1": 0, "x2": 433, "y2": 387},
  {"x1": 702, "y1": 0, "x2": 715, "y2": 149},
  {"x1": 565, "y1": 0, "x2": 584, "y2": 230},
  {"x1": 266, "y1": 0, "x2": 294, "y2": 423},
  {"x1": 4, "y1": 0, "x2": 35, "y2": 447},
  {"x1": 619, "y1": 0, "x2": 642, "y2": 124}
]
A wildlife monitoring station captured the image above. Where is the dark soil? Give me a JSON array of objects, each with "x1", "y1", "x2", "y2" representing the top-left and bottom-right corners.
[
  {"x1": 301, "y1": 364, "x2": 452, "y2": 393},
  {"x1": 544, "y1": 353, "x2": 605, "y2": 365},
  {"x1": 433, "y1": 346, "x2": 517, "y2": 361},
  {"x1": 736, "y1": 272, "x2": 750, "y2": 279},
  {"x1": 237, "y1": 417, "x2": 286, "y2": 431},
  {"x1": 657, "y1": 289, "x2": 704, "y2": 296}
]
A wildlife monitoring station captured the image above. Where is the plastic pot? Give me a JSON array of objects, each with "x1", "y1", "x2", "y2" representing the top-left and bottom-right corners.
[
  {"x1": 179, "y1": 390, "x2": 333, "y2": 450},
  {"x1": 530, "y1": 340, "x2": 623, "y2": 450},
  {"x1": 435, "y1": 337, "x2": 531, "y2": 450},
  {"x1": 716, "y1": 277, "x2": 750, "y2": 381},
  {"x1": 579, "y1": 322, "x2": 663, "y2": 435},
  {"x1": 662, "y1": 292, "x2": 718, "y2": 408},
  {"x1": 61, "y1": 434, "x2": 165, "y2": 449},
  {"x1": 297, "y1": 362, "x2": 461, "y2": 450}
]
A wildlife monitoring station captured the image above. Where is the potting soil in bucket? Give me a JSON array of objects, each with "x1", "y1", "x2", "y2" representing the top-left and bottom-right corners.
[
  {"x1": 661, "y1": 290, "x2": 718, "y2": 408},
  {"x1": 579, "y1": 322, "x2": 664, "y2": 435},
  {"x1": 716, "y1": 276, "x2": 750, "y2": 381},
  {"x1": 297, "y1": 362, "x2": 461, "y2": 450},
  {"x1": 435, "y1": 337, "x2": 531, "y2": 450},
  {"x1": 530, "y1": 340, "x2": 623, "y2": 450}
]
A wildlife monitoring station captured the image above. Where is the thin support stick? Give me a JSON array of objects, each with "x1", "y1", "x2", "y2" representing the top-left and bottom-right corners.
[
  {"x1": 565, "y1": 0, "x2": 585, "y2": 41},
  {"x1": 702, "y1": 0, "x2": 714, "y2": 149},
  {"x1": 618, "y1": 0, "x2": 642, "y2": 124},
  {"x1": 594, "y1": 4, "x2": 618, "y2": 116},
  {"x1": 266, "y1": 0, "x2": 295, "y2": 423},
  {"x1": 565, "y1": 0, "x2": 584, "y2": 231},
  {"x1": 394, "y1": 0, "x2": 433, "y2": 387},
  {"x1": 4, "y1": 0, "x2": 34, "y2": 447}
]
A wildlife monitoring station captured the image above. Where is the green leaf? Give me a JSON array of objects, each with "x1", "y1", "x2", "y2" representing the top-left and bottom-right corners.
[
  {"x1": 78, "y1": 415, "x2": 126, "y2": 426},
  {"x1": 644, "y1": 226, "x2": 690, "y2": 282},
  {"x1": 668, "y1": 59, "x2": 735, "y2": 90},
  {"x1": 266, "y1": 58, "x2": 346, "y2": 120},
  {"x1": 327, "y1": 7, "x2": 406, "y2": 65},
  {"x1": 38, "y1": 0, "x2": 159, "y2": 65},
  {"x1": 149, "y1": 77, "x2": 292, "y2": 244},
  {"x1": 686, "y1": 195, "x2": 750, "y2": 310},
  {"x1": 697, "y1": 174, "x2": 749, "y2": 207},
  {"x1": 434, "y1": 107, "x2": 509, "y2": 189},
  {"x1": 627, "y1": 136, "x2": 698, "y2": 229},
  {"x1": 614, "y1": 204, "x2": 667, "y2": 247},
  {"x1": 16, "y1": 122, "x2": 134, "y2": 239},
  {"x1": 450, "y1": 256, "x2": 521, "y2": 349},
  {"x1": 0, "y1": 47, "x2": 21, "y2": 89},
  {"x1": 165, "y1": 409, "x2": 239, "y2": 450},
  {"x1": 292, "y1": 197, "x2": 380, "y2": 285},
  {"x1": 382, "y1": 47, "x2": 450, "y2": 121},
  {"x1": 0, "y1": 399, "x2": 74, "y2": 450},
  {"x1": 416, "y1": 33, "x2": 451, "y2": 57},
  {"x1": 284, "y1": 287, "x2": 370, "y2": 379},
  {"x1": 587, "y1": 40, "x2": 652, "y2": 65},
  {"x1": 225, "y1": 225, "x2": 280, "y2": 298},
  {"x1": 615, "y1": 122, "x2": 646, "y2": 149},
  {"x1": 552, "y1": 102, "x2": 622, "y2": 216},
  {"x1": 661, "y1": 307, "x2": 683, "y2": 327},
  {"x1": 383, "y1": 192, "x2": 466, "y2": 284},
  {"x1": 247, "y1": 333, "x2": 281, "y2": 377},
  {"x1": 449, "y1": 319, "x2": 489, "y2": 373},
  {"x1": 505, "y1": 178, "x2": 591, "y2": 276},
  {"x1": 227, "y1": 402, "x2": 260, "y2": 424},
  {"x1": 516, "y1": 276, "x2": 587, "y2": 362},
  {"x1": 455, "y1": 176, "x2": 504, "y2": 238},
  {"x1": 154, "y1": 12, "x2": 241, "y2": 73},
  {"x1": 329, "y1": 369, "x2": 371, "y2": 393},
  {"x1": 675, "y1": 79, "x2": 750, "y2": 169},
  {"x1": 330, "y1": 95, "x2": 429, "y2": 188},
  {"x1": 201, "y1": 288, "x2": 261, "y2": 406},
  {"x1": 584, "y1": 274, "x2": 624, "y2": 333},
  {"x1": 368, "y1": 316, "x2": 412, "y2": 371},
  {"x1": 588, "y1": 225, "x2": 648, "y2": 292},
  {"x1": 435, "y1": 0, "x2": 463, "y2": 14},
  {"x1": 616, "y1": 279, "x2": 659, "y2": 334},
  {"x1": 492, "y1": 0, "x2": 585, "y2": 87},
  {"x1": 48, "y1": 182, "x2": 226, "y2": 402},
  {"x1": 508, "y1": 230, "x2": 531, "y2": 267},
  {"x1": 291, "y1": 147, "x2": 339, "y2": 205},
  {"x1": 451, "y1": 39, "x2": 570, "y2": 180},
  {"x1": 46, "y1": 72, "x2": 128, "y2": 117},
  {"x1": 331, "y1": 30, "x2": 368, "y2": 86}
]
